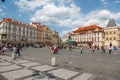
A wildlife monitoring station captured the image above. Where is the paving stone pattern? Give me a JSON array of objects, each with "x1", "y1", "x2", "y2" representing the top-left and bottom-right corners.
[
  {"x1": 48, "y1": 68, "x2": 79, "y2": 80},
  {"x1": 0, "y1": 55, "x2": 94, "y2": 80}
]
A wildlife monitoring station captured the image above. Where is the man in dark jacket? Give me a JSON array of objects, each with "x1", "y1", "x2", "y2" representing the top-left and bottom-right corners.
[{"x1": 16, "y1": 46, "x2": 21, "y2": 56}]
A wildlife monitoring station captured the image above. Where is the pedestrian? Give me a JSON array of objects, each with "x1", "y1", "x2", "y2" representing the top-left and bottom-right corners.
[
  {"x1": 12, "y1": 46, "x2": 17, "y2": 60},
  {"x1": 113, "y1": 46, "x2": 118, "y2": 55},
  {"x1": 80, "y1": 47, "x2": 83, "y2": 54},
  {"x1": 97, "y1": 45, "x2": 99, "y2": 50},
  {"x1": 0, "y1": 46, "x2": 2, "y2": 54},
  {"x1": 50, "y1": 46, "x2": 54, "y2": 54},
  {"x1": 1, "y1": 47, "x2": 5, "y2": 55},
  {"x1": 91, "y1": 46, "x2": 95, "y2": 53},
  {"x1": 16, "y1": 46, "x2": 21, "y2": 56},
  {"x1": 69, "y1": 46, "x2": 71, "y2": 51},
  {"x1": 101, "y1": 46, "x2": 105, "y2": 53},
  {"x1": 54, "y1": 46, "x2": 59, "y2": 54},
  {"x1": 108, "y1": 46, "x2": 112, "y2": 54}
]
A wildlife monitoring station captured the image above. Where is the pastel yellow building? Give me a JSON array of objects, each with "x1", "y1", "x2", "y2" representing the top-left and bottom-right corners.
[
  {"x1": 30, "y1": 23, "x2": 60, "y2": 46},
  {"x1": 104, "y1": 19, "x2": 120, "y2": 47}
]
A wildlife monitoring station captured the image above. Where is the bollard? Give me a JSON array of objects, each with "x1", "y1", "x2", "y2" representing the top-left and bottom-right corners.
[
  {"x1": 11, "y1": 53, "x2": 15, "y2": 60},
  {"x1": 51, "y1": 55, "x2": 56, "y2": 67}
]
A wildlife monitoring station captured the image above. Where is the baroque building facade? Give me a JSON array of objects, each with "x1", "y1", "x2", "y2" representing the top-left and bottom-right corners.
[
  {"x1": 68, "y1": 25, "x2": 104, "y2": 47},
  {"x1": 63, "y1": 19, "x2": 120, "y2": 48},
  {"x1": 30, "y1": 22, "x2": 60, "y2": 46},
  {"x1": 0, "y1": 18, "x2": 36, "y2": 46},
  {"x1": 104, "y1": 19, "x2": 120, "y2": 47},
  {"x1": 51, "y1": 31, "x2": 59, "y2": 45},
  {"x1": 0, "y1": 18, "x2": 60, "y2": 46}
]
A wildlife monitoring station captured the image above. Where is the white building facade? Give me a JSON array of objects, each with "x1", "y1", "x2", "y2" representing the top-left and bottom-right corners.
[
  {"x1": 0, "y1": 18, "x2": 36, "y2": 46},
  {"x1": 70, "y1": 25, "x2": 104, "y2": 48}
]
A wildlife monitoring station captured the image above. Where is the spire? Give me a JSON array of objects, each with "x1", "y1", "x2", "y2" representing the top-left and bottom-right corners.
[{"x1": 106, "y1": 19, "x2": 117, "y2": 27}]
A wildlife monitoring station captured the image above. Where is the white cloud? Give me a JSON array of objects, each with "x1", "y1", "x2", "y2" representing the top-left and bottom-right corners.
[
  {"x1": 115, "y1": 13, "x2": 120, "y2": 19},
  {"x1": 14, "y1": 0, "x2": 52, "y2": 11},
  {"x1": 14, "y1": 0, "x2": 120, "y2": 37},
  {"x1": 15, "y1": 0, "x2": 117, "y2": 28},
  {"x1": 72, "y1": 20, "x2": 85, "y2": 27},
  {"x1": 83, "y1": 10, "x2": 114, "y2": 27},
  {"x1": 0, "y1": 5, "x2": 6, "y2": 9},
  {"x1": 31, "y1": 7, "x2": 118, "y2": 28},
  {"x1": 60, "y1": 28, "x2": 78, "y2": 38},
  {"x1": 14, "y1": 0, "x2": 73, "y2": 11},
  {"x1": 0, "y1": 6, "x2": 5, "y2": 16},
  {"x1": 100, "y1": 0, "x2": 106, "y2": 3},
  {"x1": 100, "y1": 0, "x2": 108, "y2": 7},
  {"x1": 0, "y1": 9, "x2": 2, "y2": 12},
  {"x1": 115, "y1": 0, "x2": 120, "y2": 3},
  {"x1": 84, "y1": 19, "x2": 100, "y2": 26},
  {"x1": 30, "y1": 2, "x2": 81, "y2": 27},
  {"x1": 91, "y1": 10, "x2": 113, "y2": 20},
  {"x1": 18, "y1": 14, "x2": 22, "y2": 17}
]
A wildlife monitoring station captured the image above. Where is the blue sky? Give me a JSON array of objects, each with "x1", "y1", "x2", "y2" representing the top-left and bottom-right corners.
[{"x1": 0, "y1": 0, "x2": 120, "y2": 38}]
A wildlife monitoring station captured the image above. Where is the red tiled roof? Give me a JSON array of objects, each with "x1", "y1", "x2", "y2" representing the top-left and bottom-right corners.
[
  {"x1": 3, "y1": 18, "x2": 13, "y2": 23},
  {"x1": 2, "y1": 18, "x2": 25, "y2": 26},
  {"x1": 73, "y1": 24, "x2": 103, "y2": 33},
  {"x1": 40, "y1": 25, "x2": 48, "y2": 30}
]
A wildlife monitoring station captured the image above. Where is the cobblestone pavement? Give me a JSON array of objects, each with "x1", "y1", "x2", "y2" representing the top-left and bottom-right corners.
[
  {"x1": 0, "y1": 47, "x2": 120, "y2": 80},
  {"x1": 0, "y1": 55, "x2": 94, "y2": 80}
]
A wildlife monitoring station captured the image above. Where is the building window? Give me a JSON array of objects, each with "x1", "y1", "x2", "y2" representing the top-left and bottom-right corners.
[
  {"x1": 3, "y1": 22, "x2": 5, "y2": 26},
  {"x1": 110, "y1": 31, "x2": 112, "y2": 34},
  {"x1": 110, "y1": 37, "x2": 112, "y2": 40},
  {"x1": 106, "y1": 32, "x2": 108, "y2": 35},
  {"x1": 8, "y1": 23, "x2": 11, "y2": 30},
  {"x1": 114, "y1": 31, "x2": 116, "y2": 34},
  {"x1": 114, "y1": 37, "x2": 116, "y2": 40},
  {"x1": 106, "y1": 37, "x2": 108, "y2": 40}
]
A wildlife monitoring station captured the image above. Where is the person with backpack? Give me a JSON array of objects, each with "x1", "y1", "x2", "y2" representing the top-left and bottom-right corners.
[{"x1": 53, "y1": 46, "x2": 59, "y2": 54}]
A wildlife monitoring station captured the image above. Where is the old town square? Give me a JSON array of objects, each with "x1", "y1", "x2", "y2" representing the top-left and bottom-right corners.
[
  {"x1": 0, "y1": 46, "x2": 120, "y2": 80},
  {"x1": 1, "y1": 0, "x2": 120, "y2": 80}
]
